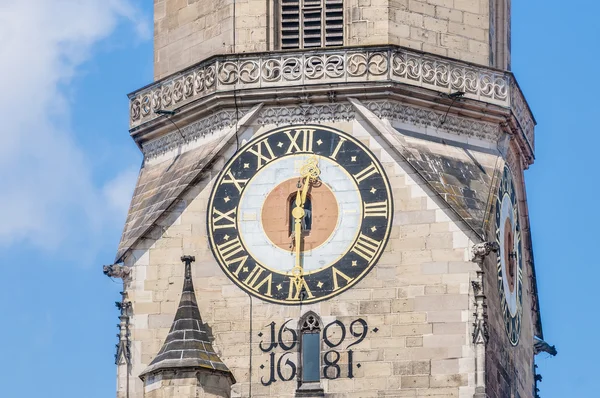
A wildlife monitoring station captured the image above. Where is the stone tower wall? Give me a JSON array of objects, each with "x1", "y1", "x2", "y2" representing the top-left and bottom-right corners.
[
  {"x1": 153, "y1": 0, "x2": 503, "y2": 80},
  {"x1": 120, "y1": 117, "x2": 494, "y2": 397},
  {"x1": 349, "y1": 0, "x2": 491, "y2": 66},
  {"x1": 484, "y1": 142, "x2": 535, "y2": 398},
  {"x1": 143, "y1": 371, "x2": 232, "y2": 398}
]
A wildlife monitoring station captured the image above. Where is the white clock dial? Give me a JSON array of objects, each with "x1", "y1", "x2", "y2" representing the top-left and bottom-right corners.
[{"x1": 238, "y1": 155, "x2": 361, "y2": 274}]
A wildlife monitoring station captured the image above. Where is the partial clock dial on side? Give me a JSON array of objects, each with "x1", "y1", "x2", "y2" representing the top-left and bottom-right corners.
[
  {"x1": 207, "y1": 125, "x2": 393, "y2": 304},
  {"x1": 495, "y1": 164, "x2": 524, "y2": 346}
]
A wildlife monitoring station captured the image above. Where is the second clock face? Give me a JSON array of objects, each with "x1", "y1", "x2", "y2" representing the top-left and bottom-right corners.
[
  {"x1": 495, "y1": 164, "x2": 523, "y2": 346},
  {"x1": 207, "y1": 125, "x2": 393, "y2": 304}
]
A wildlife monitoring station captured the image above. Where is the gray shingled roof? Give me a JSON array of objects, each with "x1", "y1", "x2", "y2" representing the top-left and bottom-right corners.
[
  {"x1": 139, "y1": 257, "x2": 232, "y2": 379},
  {"x1": 396, "y1": 130, "x2": 502, "y2": 238},
  {"x1": 115, "y1": 139, "x2": 222, "y2": 262}
]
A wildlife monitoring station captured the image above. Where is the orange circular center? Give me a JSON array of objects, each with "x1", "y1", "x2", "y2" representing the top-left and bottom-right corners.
[{"x1": 261, "y1": 178, "x2": 338, "y2": 252}]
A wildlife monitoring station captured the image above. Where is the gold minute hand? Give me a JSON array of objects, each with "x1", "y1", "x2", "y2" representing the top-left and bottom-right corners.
[
  {"x1": 300, "y1": 174, "x2": 311, "y2": 206},
  {"x1": 291, "y1": 188, "x2": 305, "y2": 279},
  {"x1": 291, "y1": 156, "x2": 321, "y2": 281}
]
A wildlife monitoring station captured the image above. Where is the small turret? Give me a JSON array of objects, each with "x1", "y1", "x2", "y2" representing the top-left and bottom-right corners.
[{"x1": 139, "y1": 256, "x2": 235, "y2": 398}]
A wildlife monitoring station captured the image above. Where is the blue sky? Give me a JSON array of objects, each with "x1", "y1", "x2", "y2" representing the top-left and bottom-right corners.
[{"x1": 0, "y1": 1, "x2": 594, "y2": 397}]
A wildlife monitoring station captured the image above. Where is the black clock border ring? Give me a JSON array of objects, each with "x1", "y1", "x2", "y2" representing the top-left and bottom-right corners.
[{"x1": 207, "y1": 124, "x2": 394, "y2": 305}]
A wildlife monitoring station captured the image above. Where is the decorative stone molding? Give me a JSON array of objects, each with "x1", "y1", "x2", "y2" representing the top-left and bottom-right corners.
[
  {"x1": 256, "y1": 103, "x2": 355, "y2": 126},
  {"x1": 115, "y1": 294, "x2": 132, "y2": 366},
  {"x1": 103, "y1": 263, "x2": 131, "y2": 280},
  {"x1": 366, "y1": 100, "x2": 499, "y2": 140},
  {"x1": 510, "y1": 81, "x2": 535, "y2": 151},
  {"x1": 128, "y1": 45, "x2": 534, "y2": 154},
  {"x1": 472, "y1": 241, "x2": 500, "y2": 263},
  {"x1": 255, "y1": 99, "x2": 498, "y2": 136},
  {"x1": 141, "y1": 108, "x2": 249, "y2": 159},
  {"x1": 534, "y1": 338, "x2": 557, "y2": 356},
  {"x1": 471, "y1": 241, "x2": 499, "y2": 398},
  {"x1": 140, "y1": 99, "x2": 499, "y2": 159}
]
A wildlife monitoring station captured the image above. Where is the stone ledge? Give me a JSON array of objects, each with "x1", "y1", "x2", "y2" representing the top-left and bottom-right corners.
[{"x1": 128, "y1": 45, "x2": 535, "y2": 157}]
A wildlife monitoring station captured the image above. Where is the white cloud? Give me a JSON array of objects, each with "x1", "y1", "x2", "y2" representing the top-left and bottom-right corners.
[
  {"x1": 103, "y1": 166, "x2": 140, "y2": 217},
  {"x1": 0, "y1": 1, "x2": 148, "y2": 252}
]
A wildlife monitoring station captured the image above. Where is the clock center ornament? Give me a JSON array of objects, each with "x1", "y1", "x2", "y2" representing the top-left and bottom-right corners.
[{"x1": 207, "y1": 125, "x2": 393, "y2": 304}]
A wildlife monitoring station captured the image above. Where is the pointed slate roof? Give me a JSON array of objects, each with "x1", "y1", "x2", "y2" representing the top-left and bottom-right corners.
[{"x1": 139, "y1": 256, "x2": 232, "y2": 379}]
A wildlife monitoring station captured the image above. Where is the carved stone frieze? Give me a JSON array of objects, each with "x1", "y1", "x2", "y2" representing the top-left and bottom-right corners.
[
  {"x1": 130, "y1": 47, "x2": 512, "y2": 125},
  {"x1": 142, "y1": 108, "x2": 249, "y2": 159},
  {"x1": 510, "y1": 81, "x2": 535, "y2": 152},
  {"x1": 365, "y1": 100, "x2": 499, "y2": 140},
  {"x1": 141, "y1": 99, "x2": 500, "y2": 158},
  {"x1": 256, "y1": 103, "x2": 354, "y2": 126},
  {"x1": 128, "y1": 46, "x2": 534, "y2": 159}
]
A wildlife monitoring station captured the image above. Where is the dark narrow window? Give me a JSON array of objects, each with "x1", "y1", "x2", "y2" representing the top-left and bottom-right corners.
[
  {"x1": 281, "y1": 0, "x2": 344, "y2": 50},
  {"x1": 288, "y1": 195, "x2": 312, "y2": 236},
  {"x1": 299, "y1": 312, "x2": 321, "y2": 383}
]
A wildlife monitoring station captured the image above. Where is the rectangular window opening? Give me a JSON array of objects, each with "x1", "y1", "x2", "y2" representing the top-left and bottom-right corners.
[
  {"x1": 281, "y1": 0, "x2": 344, "y2": 49},
  {"x1": 301, "y1": 332, "x2": 320, "y2": 382}
]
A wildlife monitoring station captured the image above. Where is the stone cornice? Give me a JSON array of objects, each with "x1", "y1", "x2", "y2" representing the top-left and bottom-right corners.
[
  {"x1": 141, "y1": 108, "x2": 250, "y2": 159},
  {"x1": 129, "y1": 45, "x2": 535, "y2": 159},
  {"x1": 140, "y1": 100, "x2": 499, "y2": 159}
]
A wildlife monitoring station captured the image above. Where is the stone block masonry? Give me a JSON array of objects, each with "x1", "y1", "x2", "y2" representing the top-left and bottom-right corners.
[
  {"x1": 117, "y1": 117, "x2": 505, "y2": 397},
  {"x1": 154, "y1": 0, "x2": 496, "y2": 80}
]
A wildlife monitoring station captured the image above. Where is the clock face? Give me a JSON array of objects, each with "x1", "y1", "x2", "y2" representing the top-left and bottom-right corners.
[
  {"x1": 207, "y1": 125, "x2": 393, "y2": 304},
  {"x1": 495, "y1": 164, "x2": 523, "y2": 346}
]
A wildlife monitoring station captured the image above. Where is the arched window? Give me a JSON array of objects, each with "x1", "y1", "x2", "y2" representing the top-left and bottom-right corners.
[{"x1": 299, "y1": 312, "x2": 321, "y2": 384}]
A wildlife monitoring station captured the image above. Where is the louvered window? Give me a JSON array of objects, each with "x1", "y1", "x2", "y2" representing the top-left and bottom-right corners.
[{"x1": 281, "y1": 0, "x2": 343, "y2": 50}]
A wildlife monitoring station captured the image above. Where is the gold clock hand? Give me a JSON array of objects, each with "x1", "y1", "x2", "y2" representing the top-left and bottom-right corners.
[
  {"x1": 291, "y1": 187, "x2": 305, "y2": 280},
  {"x1": 300, "y1": 174, "x2": 311, "y2": 206},
  {"x1": 299, "y1": 155, "x2": 321, "y2": 205},
  {"x1": 291, "y1": 156, "x2": 321, "y2": 282}
]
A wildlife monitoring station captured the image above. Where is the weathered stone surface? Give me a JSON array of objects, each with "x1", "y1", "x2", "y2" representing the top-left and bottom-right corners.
[
  {"x1": 115, "y1": 138, "x2": 222, "y2": 262},
  {"x1": 394, "y1": 130, "x2": 501, "y2": 239},
  {"x1": 153, "y1": 0, "x2": 499, "y2": 80},
  {"x1": 113, "y1": 2, "x2": 541, "y2": 397}
]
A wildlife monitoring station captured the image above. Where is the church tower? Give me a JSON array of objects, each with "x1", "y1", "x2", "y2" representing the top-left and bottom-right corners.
[{"x1": 106, "y1": 1, "x2": 552, "y2": 397}]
